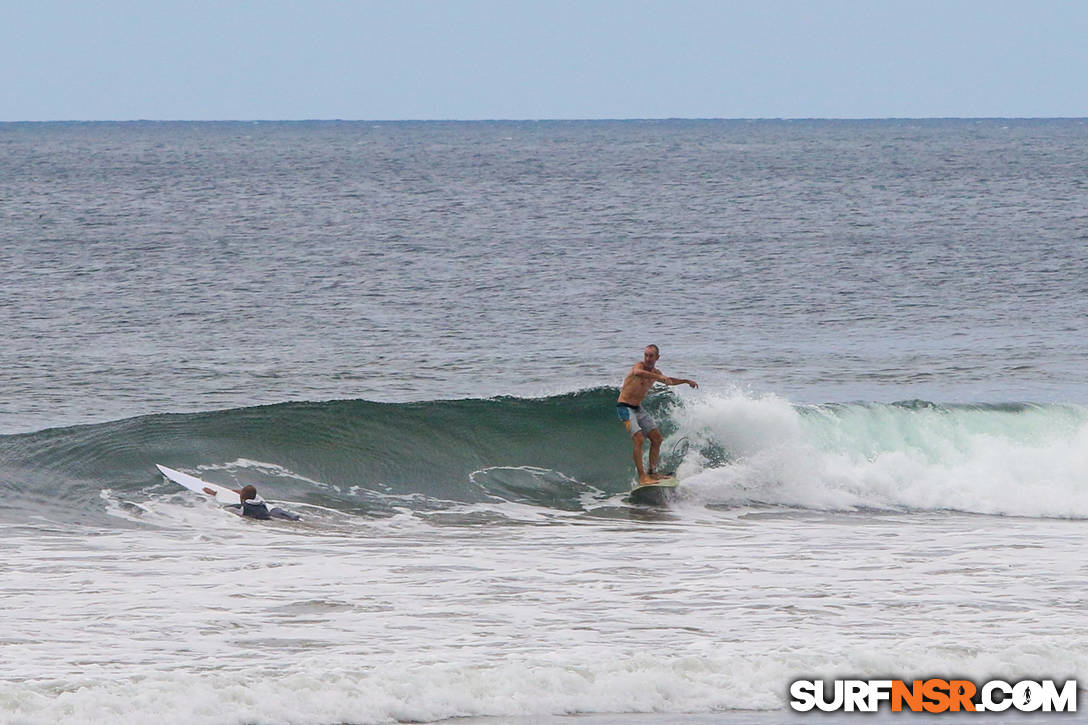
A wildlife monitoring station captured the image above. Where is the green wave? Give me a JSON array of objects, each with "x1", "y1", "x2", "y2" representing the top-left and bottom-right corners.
[
  {"x1": 3, "y1": 392, "x2": 1084, "y2": 525},
  {"x1": 0, "y1": 389, "x2": 666, "y2": 523}
]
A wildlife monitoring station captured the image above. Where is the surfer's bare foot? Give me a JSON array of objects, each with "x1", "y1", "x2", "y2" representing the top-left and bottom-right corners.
[
  {"x1": 649, "y1": 472, "x2": 668, "y2": 481},
  {"x1": 638, "y1": 474, "x2": 657, "y2": 486}
]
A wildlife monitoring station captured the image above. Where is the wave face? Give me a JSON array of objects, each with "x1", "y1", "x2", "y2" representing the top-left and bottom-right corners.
[
  {"x1": 2, "y1": 389, "x2": 1087, "y2": 526},
  {"x1": 0, "y1": 389, "x2": 634, "y2": 525}
]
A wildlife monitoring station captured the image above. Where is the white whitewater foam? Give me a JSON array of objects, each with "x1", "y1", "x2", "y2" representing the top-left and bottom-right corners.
[
  {"x1": 5, "y1": 637, "x2": 1086, "y2": 725},
  {"x1": 6, "y1": 498, "x2": 1088, "y2": 724},
  {"x1": 669, "y1": 392, "x2": 1088, "y2": 517}
]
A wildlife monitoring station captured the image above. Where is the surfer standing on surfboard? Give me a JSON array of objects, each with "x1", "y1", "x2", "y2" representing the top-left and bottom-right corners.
[{"x1": 616, "y1": 344, "x2": 698, "y2": 485}]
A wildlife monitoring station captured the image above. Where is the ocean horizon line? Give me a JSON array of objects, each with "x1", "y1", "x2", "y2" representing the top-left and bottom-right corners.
[{"x1": 3, "y1": 115, "x2": 1087, "y2": 125}]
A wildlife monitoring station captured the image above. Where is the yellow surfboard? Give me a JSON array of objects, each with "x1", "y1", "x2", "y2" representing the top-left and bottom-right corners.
[{"x1": 629, "y1": 476, "x2": 679, "y2": 506}]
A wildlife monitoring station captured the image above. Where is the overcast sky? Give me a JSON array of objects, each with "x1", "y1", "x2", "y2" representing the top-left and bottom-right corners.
[{"x1": 4, "y1": 0, "x2": 1087, "y2": 121}]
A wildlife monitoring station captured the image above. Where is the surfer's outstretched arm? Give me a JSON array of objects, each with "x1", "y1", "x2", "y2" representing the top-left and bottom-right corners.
[
  {"x1": 203, "y1": 486, "x2": 243, "y2": 496},
  {"x1": 632, "y1": 367, "x2": 698, "y2": 388},
  {"x1": 662, "y1": 375, "x2": 698, "y2": 388}
]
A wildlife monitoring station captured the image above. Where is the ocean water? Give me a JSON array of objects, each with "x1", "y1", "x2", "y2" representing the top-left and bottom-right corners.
[{"x1": 1, "y1": 119, "x2": 1087, "y2": 725}]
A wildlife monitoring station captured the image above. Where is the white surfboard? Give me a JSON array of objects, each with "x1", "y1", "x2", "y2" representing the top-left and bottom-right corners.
[{"x1": 156, "y1": 464, "x2": 241, "y2": 505}]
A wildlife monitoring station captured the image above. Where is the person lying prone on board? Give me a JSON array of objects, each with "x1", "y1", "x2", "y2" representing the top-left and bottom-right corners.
[{"x1": 202, "y1": 483, "x2": 302, "y2": 521}]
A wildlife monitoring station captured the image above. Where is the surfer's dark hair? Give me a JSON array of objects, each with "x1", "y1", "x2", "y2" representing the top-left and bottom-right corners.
[
  {"x1": 646, "y1": 344, "x2": 660, "y2": 354},
  {"x1": 240, "y1": 485, "x2": 258, "y2": 502}
]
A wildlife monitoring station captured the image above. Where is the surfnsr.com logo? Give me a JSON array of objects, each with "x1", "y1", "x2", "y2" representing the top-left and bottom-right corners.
[{"x1": 790, "y1": 679, "x2": 1077, "y2": 713}]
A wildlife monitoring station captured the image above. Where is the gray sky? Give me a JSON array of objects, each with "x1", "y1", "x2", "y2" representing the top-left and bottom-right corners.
[{"x1": 4, "y1": 0, "x2": 1087, "y2": 121}]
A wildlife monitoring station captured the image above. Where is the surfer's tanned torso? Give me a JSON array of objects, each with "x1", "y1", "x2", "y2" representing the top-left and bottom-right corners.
[{"x1": 618, "y1": 362, "x2": 659, "y2": 407}]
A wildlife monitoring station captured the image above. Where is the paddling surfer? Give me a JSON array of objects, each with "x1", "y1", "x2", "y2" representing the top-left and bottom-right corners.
[
  {"x1": 616, "y1": 344, "x2": 698, "y2": 485},
  {"x1": 201, "y1": 483, "x2": 301, "y2": 521}
]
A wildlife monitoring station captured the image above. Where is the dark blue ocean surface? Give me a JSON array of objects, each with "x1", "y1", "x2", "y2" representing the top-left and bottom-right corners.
[{"x1": 2, "y1": 119, "x2": 1086, "y2": 433}]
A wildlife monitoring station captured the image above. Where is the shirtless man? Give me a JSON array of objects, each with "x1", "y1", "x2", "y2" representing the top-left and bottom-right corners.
[{"x1": 616, "y1": 344, "x2": 698, "y2": 485}]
